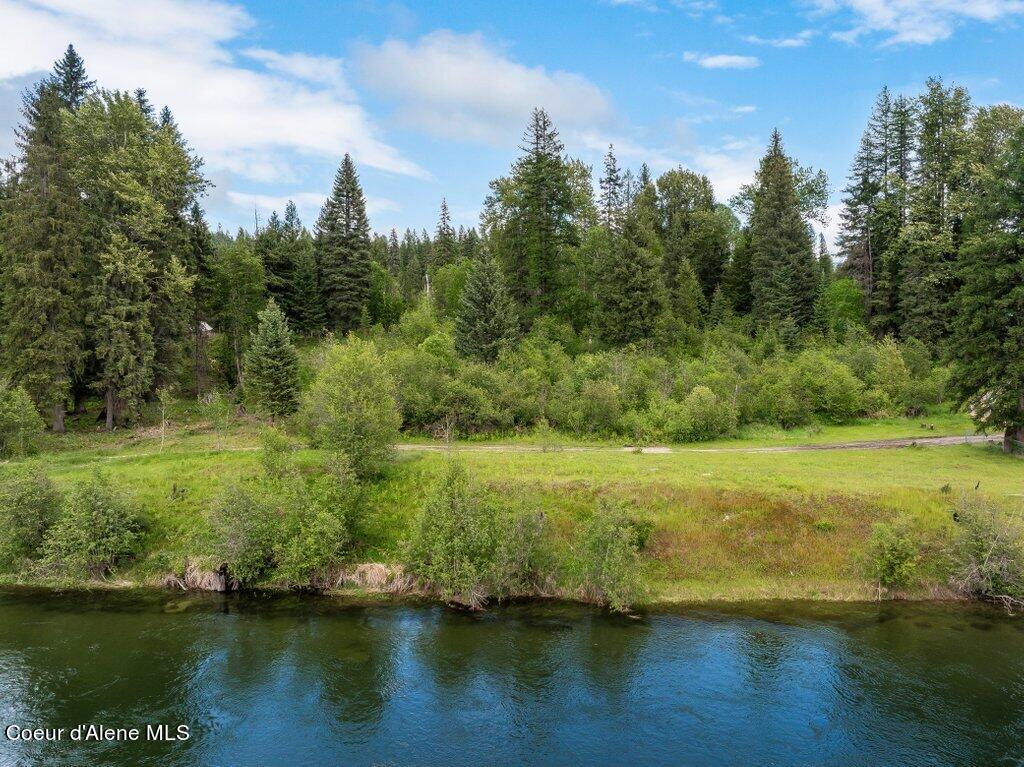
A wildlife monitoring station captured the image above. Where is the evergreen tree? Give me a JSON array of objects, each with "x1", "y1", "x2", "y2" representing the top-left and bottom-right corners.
[
  {"x1": 244, "y1": 299, "x2": 300, "y2": 417},
  {"x1": 315, "y1": 153, "x2": 372, "y2": 332},
  {"x1": 454, "y1": 249, "x2": 519, "y2": 362},
  {"x1": 899, "y1": 78, "x2": 972, "y2": 347},
  {"x1": 289, "y1": 235, "x2": 324, "y2": 335},
  {"x1": 433, "y1": 198, "x2": 457, "y2": 270},
  {"x1": 722, "y1": 227, "x2": 754, "y2": 314},
  {"x1": 670, "y1": 256, "x2": 705, "y2": 327},
  {"x1": 51, "y1": 44, "x2": 94, "y2": 109},
  {"x1": 657, "y1": 169, "x2": 731, "y2": 299},
  {"x1": 88, "y1": 233, "x2": 155, "y2": 429},
  {"x1": 599, "y1": 144, "x2": 623, "y2": 232},
  {"x1": 707, "y1": 286, "x2": 731, "y2": 326},
  {"x1": 748, "y1": 130, "x2": 818, "y2": 327},
  {"x1": 210, "y1": 232, "x2": 266, "y2": 386},
  {"x1": 950, "y1": 125, "x2": 1024, "y2": 453},
  {"x1": 0, "y1": 79, "x2": 85, "y2": 433},
  {"x1": 817, "y1": 233, "x2": 834, "y2": 279},
  {"x1": 594, "y1": 212, "x2": 668, "y2": 345},
  {"x1": 483, "y1": 108, "x2": 578, "y2": 319},
  {"x1": 387, "y1": 228, "x2": 401, "y2": 276}
]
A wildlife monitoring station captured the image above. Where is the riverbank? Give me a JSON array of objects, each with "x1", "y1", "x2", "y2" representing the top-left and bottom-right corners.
[{"x1": 2, "y1": 415, "x2": 1020, "y2": 606}]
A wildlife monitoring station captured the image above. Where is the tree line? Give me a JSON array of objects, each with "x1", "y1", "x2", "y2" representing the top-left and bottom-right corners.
[{"x1": 1, "y1": 46, "x2": 1022, "y2": 449}]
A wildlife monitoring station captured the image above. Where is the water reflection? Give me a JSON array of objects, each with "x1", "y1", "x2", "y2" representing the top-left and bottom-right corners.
[{"x1": 0, "y1": 591, "x2": 1022, "y2": 767}]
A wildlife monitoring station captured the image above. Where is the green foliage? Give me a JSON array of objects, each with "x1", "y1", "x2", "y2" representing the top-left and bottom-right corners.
[
  {"x1": 595, "y1": 213, "x2": 668, "y2": 345},
  {"x1": 948, "y1": 497, "x2": 1024, "y2": 608},
  {"x1": 867, "y1": 520, "x2": 920, "y2": 590},
  {"x1": 578, "y1": 500, "x2": 645, "y2": 612},
  {"x1": 209, "y1": 233, "x2": 266, "y2": 386},
  {"x1": 209, "y1": 481, "x2": 279, "y2": 587},
  {"x1": 0, "y1": 381, "x2": 45, "y2": 458},
  {"x1": 455, "y1": 249, "x2": 519, "y2": 362},
  {"x1": 746, "y1": 131, "x2": 819, "y2": 328},
  {"x1": 406, "y1": 461, "x2": 547, "y2": 608},
  {"x1": 0, "y1": 470, "x2": 62, "y2": 570},
  {"x1": 316, "y1": 153, "x2": 373, "y2": 332},
  {"x1": 814, "y1": 277, "x2": 866, "y2": 338},
  {"x1": 244, "y1": 299, "x2": 300, "y2": 417},
  {"x1": 274, "y1": 458, "x2": 356, "y2": 590},
  {"x1": 299, "y1": 338, "x2": 401, "y2": 479},
  {"x1": 43, "y1": 473, "x2": 143, "y2": 577}
]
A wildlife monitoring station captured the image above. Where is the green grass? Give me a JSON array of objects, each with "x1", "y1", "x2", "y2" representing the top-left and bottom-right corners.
[{"x1": 3, "y1": 412, "x2": 1020, "y2": 602}]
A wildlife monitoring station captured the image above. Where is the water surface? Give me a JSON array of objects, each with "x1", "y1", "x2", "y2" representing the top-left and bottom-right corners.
[{"x1": 1, "y1": 590, "x2": 1022, "y2": 766}]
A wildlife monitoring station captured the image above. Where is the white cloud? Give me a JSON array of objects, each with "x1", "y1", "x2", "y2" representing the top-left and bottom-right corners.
[
  {"x1": 810, "y1": 0, "x2": 1024, "y2": 45},
  {"x1": 732, "y1": 105, "x2": 757, "y2": 113},
  {"x1": 227, "y1": 190, "x2": 399, "y2": 225},
  {"x1": 241, "y1": 49, "x2": 351, "y2": 94},
  {"x1": 683, "y1": 51, "x2": 761, "y2": 69},
  {"x1": 0, "y1": 0, "x2": 426, "y2": 181},
  {"x1": 744, "y1": 29, "x2": 817, "y2": 47},
  {"x1": 355, "y1": 30, "x2": 614, "y2": 144}
]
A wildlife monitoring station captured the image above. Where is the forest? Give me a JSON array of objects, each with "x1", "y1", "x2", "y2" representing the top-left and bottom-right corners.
[{"x1": 0, "y1": 46, "x2": 1022, "y2": 609}]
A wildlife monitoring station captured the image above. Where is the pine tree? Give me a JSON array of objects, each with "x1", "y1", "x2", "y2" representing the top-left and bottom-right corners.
[
  {"x1": 88, "y1": 234, "x2": 155, "y2": 429},
  {"x1": 595, "y1": 212, "x2": 668, "y2": 345},
  {"x1": 51, "y1": 44, "x2": 94, "y2": 109},
  {"x1": 657, "y1": 169, "x2": 730, "y2": 299},
  {"x1": 670, "y1": 256, "x2": 705, "y2": 327},
  {"x1": 315, "y1": 153, "x2": 373, "y2": 332},
  {"x1": 722, "y1": 227, "x2": 754, "y2": 314},
  {"x1": 433, "y1": 198, "x2": 457, "y2": 270},
  {"x1": 483, "y1": 108, "x2": 577, "y2": 319},
  {"x1": 599, "y1": 144, "x2": 623, "y2": 232},
  {"x1": 748, "y1": 130, "x2": 818, "y2": 327},
  {"x1": 454, "y1": 249, "x2": 519, "y2": 362},
  {"x1": 244, "y1": 299, "x2": 300, "y2": 417},
  {"x1": 817, "y1": 233, "x2": 833, "y2": 279},
  {"x1": 290, "y1": 236, "x2": 325, "y2": 335},
  {"x1": 0, "y1": 70, "x2": 87, "y2": 433},
  {"x1": 899, "y1": 78, "x2": 972, "y2": 347},
  {"x1": 950, "y1": 124, "x2": 1024, "y2": 452},
  {"x1": 210, "y1": 232, "x2": 266, "y2": 386}
]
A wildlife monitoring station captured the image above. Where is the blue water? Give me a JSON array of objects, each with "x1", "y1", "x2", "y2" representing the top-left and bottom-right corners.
[{"x1": 0, "y1": 590, "x2": 1022, "y2": 766}]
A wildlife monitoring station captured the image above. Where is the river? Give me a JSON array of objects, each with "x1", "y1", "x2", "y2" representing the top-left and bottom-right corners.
[{"x1": 0, "y1": 589, "x2": 1021, "y2": 766}]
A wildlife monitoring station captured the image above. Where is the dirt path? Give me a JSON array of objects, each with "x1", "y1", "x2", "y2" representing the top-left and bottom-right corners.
[{"x1": 396, "y1": 433, "x2": 996, "y2": 455}]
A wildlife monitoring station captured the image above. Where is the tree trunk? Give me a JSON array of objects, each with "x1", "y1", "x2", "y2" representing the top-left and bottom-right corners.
[
  {"x1": 51, "y1": 402, "x2": 66, "y2": 434},
  {"x1": 105, "y1": 388, "x2": 115, "y2": 431}
]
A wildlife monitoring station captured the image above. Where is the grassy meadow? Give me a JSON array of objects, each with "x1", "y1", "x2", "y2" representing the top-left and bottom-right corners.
[{"x1": 4, "y1": 406, "x2": 1020, "y2": 603}]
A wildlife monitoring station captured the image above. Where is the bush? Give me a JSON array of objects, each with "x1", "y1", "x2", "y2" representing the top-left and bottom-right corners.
[
  {"x1": 0, "y1": 470, "x2": 62, "y2": 570},
  {"x1": 259, "y1": 427, "x2": 297, "y2": 479},
  {"x1": 275, "y1": 461, "x2": 355, "y2": 590},
  {"x1": 209, "y1": 481, "x2": 279, "y2": 587},
  {"x1": 791, "y1": 351, "x2": 864, "y2": 423},
  {"x1": 299, "y1": 338, "x2": 402, "y2": 479},
  {"x1": 949, "y1": 497, "x2": 1024, "y2": 608},
  {"x1": 406, "y1": 461, "x2": 545, "y2": 608},
  {"x1": 43, "y1": 474, "x2": 143, "y2": 577},
  {"x1": 0, "y1": 381, "x2": 45, "y2": 458},
  {"x1": 682, "y1": 385, "x2": 737, "y2": 441},
  {"x1": 578, "y1": 500, "x2": 645, "y2": 612},
  {"x1": 871, "y1": 337, "x2": 911, "y2": 412},
  {"x1": 867, "y1": 520, "x2": 920, "y2": 590}
]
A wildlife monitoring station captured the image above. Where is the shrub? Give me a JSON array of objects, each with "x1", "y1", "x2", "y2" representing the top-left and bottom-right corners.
[
  {"x1": 578, "y1": 500, "x2": 645, "y2": 612},
  {"x1": 0, "y1": 381, "x2": 45, "y2": 458},
  {"x1": 259, "y1": 427, "x2": 297, "y2": 478},
  {"x1": 0, "y1": 470, "x2": 62, "y2": 570},
  {"x1": 948, "y1": 497, "x2": 1024, "y2": 608},
  {"x1": 209, "y1": 482, "x2": 279, "y2": 587},
  {"x1": 791, "y1": 351, "x2": 864, "y2": 423},
  {"x1": 275, "y1": 461, "x2": 355, "y2": 590},
  {"x1": 871, "y1": 337, "x2": 911, "y2": 412},
  {"x1": 867, "y1": 520, "x2": 920, "y2": 590},
  {"x1": 43, "y1": 474, "x2": 143, "y2": 577},
  {"x1": 406, "y1": 461, "x2": 545, "y2": 608},
  {"x1": 299, "y1": 338, "x2": 401, "y2": 479},
  {"x1": 683, "y1": 385, "x2": 737, "y2": 441},
  {"x1": 579, "y1": 379, "x2": 622, "y2": 434}
]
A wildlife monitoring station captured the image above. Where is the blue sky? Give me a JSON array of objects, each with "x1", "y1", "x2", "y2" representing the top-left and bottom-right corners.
[{"x1": 2, "y1": 0, "x2": 1023, "y2": 244}]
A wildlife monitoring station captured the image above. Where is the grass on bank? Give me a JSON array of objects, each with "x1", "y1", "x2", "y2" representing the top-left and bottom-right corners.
[{"x1": 3, "y1": 413, "x2": 1020, "y2": 602}]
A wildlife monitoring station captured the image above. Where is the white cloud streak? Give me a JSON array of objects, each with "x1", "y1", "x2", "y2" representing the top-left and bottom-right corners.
[
  {"x1": 355, "y1": 30, "x2": 614, "y2": 144},
  {"x1": 743, "y1": 29, "x2": 817, "y2": 47},
  {"x1": 683, "y1": 51, "x2": 761, "y2": 69},
  {"x1": 811, "y1": 0, "x2": 1024, "y2": 44}
]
